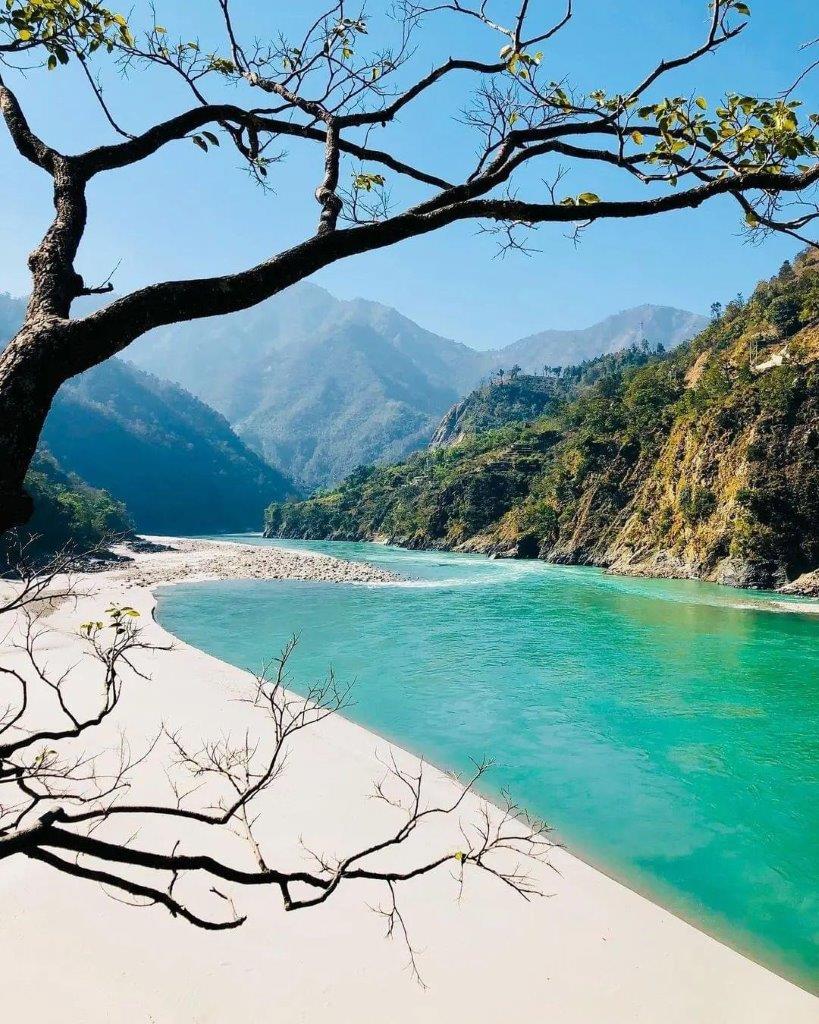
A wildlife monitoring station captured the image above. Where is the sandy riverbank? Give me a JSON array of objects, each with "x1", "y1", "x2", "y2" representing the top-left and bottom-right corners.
[{"x1": 1, "y1": 537, "x2": 816, "y2": 1022}]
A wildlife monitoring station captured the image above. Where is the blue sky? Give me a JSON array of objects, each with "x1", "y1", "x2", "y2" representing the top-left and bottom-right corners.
[{"x1": 1, "y1": 1, "x2": 817, "y2": 349}]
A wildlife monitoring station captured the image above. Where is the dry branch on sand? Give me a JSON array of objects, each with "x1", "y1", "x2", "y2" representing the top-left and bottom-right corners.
[{"x1": 0, "y1": 553, "x2": 551, "y2": 981}]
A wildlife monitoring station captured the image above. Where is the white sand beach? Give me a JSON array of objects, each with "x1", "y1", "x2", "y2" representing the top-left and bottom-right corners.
[{"x1": 0, "y1": 537, "x2": 816, "y2": 1023}]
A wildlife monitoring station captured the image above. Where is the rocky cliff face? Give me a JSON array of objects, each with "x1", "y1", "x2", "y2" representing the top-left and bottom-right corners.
[
  {"x1": 603, "y1": 348, "x2": 819, "y2": 589},
  {"x1": 266, "y1": 254, "x2": 819, "y2": 594}
]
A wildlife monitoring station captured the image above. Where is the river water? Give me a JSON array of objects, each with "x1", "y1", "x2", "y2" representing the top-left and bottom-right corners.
[{"x1": 156, "y1": 536, "x2": 819, "y2": 991}]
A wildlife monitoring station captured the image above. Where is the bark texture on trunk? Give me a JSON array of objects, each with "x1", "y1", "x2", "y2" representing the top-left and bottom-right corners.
[{"x1": 0, "y1": 325, "x2": 66, "y2": 535}]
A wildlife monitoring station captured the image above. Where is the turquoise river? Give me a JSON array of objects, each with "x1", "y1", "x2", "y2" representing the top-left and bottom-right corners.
[{"x1": 156, "y1": 536, "x2": 819, "y2": 992}]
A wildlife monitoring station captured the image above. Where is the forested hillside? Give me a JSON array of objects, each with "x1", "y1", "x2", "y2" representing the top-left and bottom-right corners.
[
  {"x1": 16, "y1": 450, "x2": 132, "y2": 556},
  {"x1": 266, "y1": 254, "x2": 819, "y2": 594},
  {"x1": 429, "y1": 375, "x2": 562, "y2": 448},
  {"x1": 43, "y1": 360, "x2": 297, "y2": 534},
  {"x1": 2, "y1": 296, "x2": 297, "y2": 535}
]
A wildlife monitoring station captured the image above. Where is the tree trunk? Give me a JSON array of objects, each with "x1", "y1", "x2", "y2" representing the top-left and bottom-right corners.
[{"x1": 0, "y1": 325, "x2": 67, "y2": 536}]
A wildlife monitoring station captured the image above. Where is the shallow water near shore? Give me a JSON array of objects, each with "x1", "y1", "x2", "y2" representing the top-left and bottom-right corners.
[{"x1": 156, "y1": 536, "x2": 819, "y2": 993}]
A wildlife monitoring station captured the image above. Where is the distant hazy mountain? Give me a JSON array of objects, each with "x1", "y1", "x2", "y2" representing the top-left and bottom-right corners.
[
  {"x1": 4, "y1": 285, "x2": 706, "y2": 498},
  {"x1": 486, "y1": 305, "x2": 708, "y2": 373},
  {"x1": 129, "y1": 283, "x2": 705, "y2": 489},
  {"x1": 128, "y1": 282, "x2": 482, "y2": 489},
  {"x1": 42, "y1": 360, "x2": 296, "y2": 533}
]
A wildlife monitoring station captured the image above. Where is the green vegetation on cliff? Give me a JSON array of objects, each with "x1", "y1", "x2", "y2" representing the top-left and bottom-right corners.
[
  {"x1": 19, "y1": 450, "x2": 132, "y2": 555},
  {"x1": 266, "y1": 254, "x2": 819, "y2": 591},
  {"x1": 429, "y1": 374, "x2": 563, "y2": 448}
]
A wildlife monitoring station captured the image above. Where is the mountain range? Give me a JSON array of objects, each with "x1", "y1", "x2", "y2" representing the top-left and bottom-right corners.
[
  {"x1": 1, "y1": 287, "x2": 706, "y2": 529},
  {"x1": 128, "y1": 284, "x2": 706, "y2": 489},
  {"x1": 265, "y1": 254, "x2": 819, "y2": 594},
  {"x1": 496, "y1": 304, "x2": 706, "y2": 372}
]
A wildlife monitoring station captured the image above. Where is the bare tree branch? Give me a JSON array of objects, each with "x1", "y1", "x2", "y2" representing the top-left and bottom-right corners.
[{"x1": 0, "y1": 570, "x2": 552, "y2": 968}]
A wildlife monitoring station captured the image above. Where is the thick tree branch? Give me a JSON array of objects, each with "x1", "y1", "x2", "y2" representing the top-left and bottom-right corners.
[
  {"x1": 339, "y1": 56, "x2": 504, "y2": 128},
  {"x1": 315, "y1": 121, "x2": 342, "y2": 233},
  {"x1": 0, "y1": 77, "x2": 57, "y2": 172},
  {"x1": 25, "y1": 847, "x2": 247, "y2": 929},
  {"x1": 63, "y1": 159, "x2": 819, "y2": 379}
]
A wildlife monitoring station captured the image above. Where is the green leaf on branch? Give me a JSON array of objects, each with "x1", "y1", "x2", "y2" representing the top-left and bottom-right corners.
[
  {"x1": 353, "y1": 172, "x2": 386, "y2": 191},
  {"x1": 2, "y1": 1, "x2": 135, "y2": 65},
  {"x1": 501, "y1": 45, "x2": 542, "y2": 78}
]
